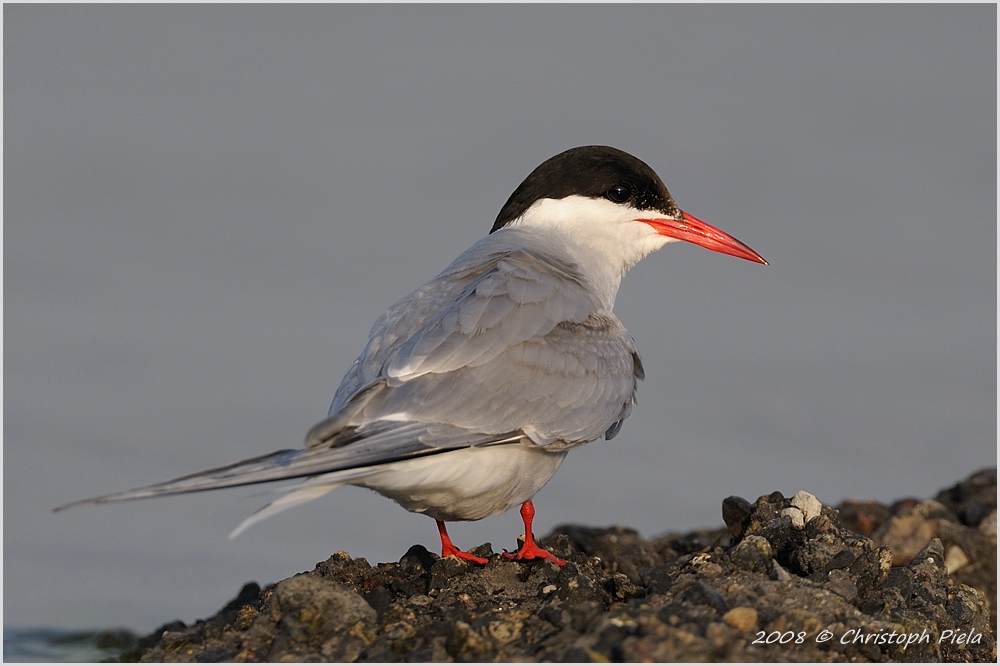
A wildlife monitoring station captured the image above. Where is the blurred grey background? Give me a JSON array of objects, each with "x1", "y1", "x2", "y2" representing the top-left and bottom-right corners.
[{"x1": 5, "y1": 5, "x2": 995, "y2": 632}]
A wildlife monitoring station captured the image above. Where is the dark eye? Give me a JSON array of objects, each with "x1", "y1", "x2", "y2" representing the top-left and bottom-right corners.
[{"x1": 606, "y1": 183, "x2": 632, "y2": 204}]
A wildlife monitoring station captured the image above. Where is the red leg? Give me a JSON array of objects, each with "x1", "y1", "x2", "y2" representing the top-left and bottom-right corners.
[
  {"x1": 502, "y1": 500, "x2": 567, "y2": 566},
  {"x1": 437, "y1": 520, "x2": 488, "y2": 565}
]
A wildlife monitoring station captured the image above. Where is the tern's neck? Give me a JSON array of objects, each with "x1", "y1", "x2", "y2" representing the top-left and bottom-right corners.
[{"x1": 505, "y1": 196, "x2": 673, "y2": 310}]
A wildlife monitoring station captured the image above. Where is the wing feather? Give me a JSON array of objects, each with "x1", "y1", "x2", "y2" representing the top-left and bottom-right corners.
[
  {"x1": 353, "y1": 312, "x2": 642, "y2": 447},
  {"x1": 385, "y1": 250, "x2": 596, "y2": 381}
]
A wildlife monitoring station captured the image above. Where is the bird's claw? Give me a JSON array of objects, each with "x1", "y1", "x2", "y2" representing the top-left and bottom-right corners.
[
  {"x1": 502, "y1": 545, "x2": 567, "y2": 566},
  {"x1": 442, "y1": 546, "x2": 489, "y2": 565}
]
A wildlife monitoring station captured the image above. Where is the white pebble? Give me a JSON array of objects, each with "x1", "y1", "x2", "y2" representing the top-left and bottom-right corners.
[
  {"x1": 781, "y1": 507, "x2": 805, "y2": 529},
  {"x1": 791, "y1": 491, "x2": 823, "y2": 523}
]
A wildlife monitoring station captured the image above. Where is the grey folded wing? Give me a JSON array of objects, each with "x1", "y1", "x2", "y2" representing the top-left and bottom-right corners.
[
  {"x1": 327, "y1": 237, "x2": 644, "y2": 448},
  {"x1": 329, "y1": 235, "x2": 602, "y2": 415}
]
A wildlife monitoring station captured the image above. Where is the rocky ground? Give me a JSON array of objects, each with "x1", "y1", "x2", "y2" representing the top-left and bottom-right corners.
[{"x1": 126, "y1": 468, "x2": 996, "y2": 662}]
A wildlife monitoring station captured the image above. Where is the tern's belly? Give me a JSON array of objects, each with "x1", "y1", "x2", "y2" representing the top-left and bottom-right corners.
[{"x1": 352, "y1": 444, "x2": 567, "y2": 522}]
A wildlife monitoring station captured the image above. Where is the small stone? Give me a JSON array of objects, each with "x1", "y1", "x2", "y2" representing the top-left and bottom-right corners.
[
  {"x1": 781, "y1": 507, "x2": 806, "y2": 529},
  {"x1": 837, "y1": 499, "x2": 892, "y2": 536},
  {"x1": 979, "y1": 509, "x2": 997, "y2": 539},
  {"x1": 945, "y1": 585, "x2": 987, "y2": 625},
  {"x1": 555, "y1": 574, "x2": 608, "y2": 606},
  {"x1": 909, "y1": 537, "x2": 945, "y2": 568},
  {"x1": 934, "y1": 467, "x2": 997, "y2": 527},
  {"x1": 320, "y1": 633, "x2": 366, "y2": 662},
  {"x1": 728, "y1": 535, "x2": 773, "y2": 572},
  {"x1": 487, "y1": 619, "x2": 523, "y2": 644},
  {"x1": 399, "y1": 544, "x2": 436, "y2": 570},
  {"x1": 944, "y1": 544, "x2": 971, "y2": 574},
  {"x1": 408, "y1": 594, "x2": 433, "y2": 607},
  {"x1": 384, "y1": 620, "x2": 416, "y2": 641},
  {"x1": 429, "y1": 555, "x2": 474, "y2": 589},
  {"x1": 446, "y1": 620, "x2": 494, "y2": 660},
  {"x1": 767, "y1": 559, "x2": 793, "y2": 582},
  {"x1": 722, "y1": 606, "x2": 758, "y2": 632},
  {"x1": 232, "y1": 605, "x2": 259, "y2": 631},
  {"x1": 791, "y1": 491, "x2": 823, "y2": 523},
  {"x1": 825, "y1": 572, "x2": 858, "y2": 601},
  {"x1": 722, "y1": 496, "x2": 754, "y2": 539},
  {"x1": 883, "y1": 567, "x2": 914, "y2": 597},
  {"x1": 160, "y1": 631, "x2": 189, "y2": 647},
  {"x1": 271, "y1": 575, "x2": 376, "y2": 643},
  {"x1": 822, "y1": 549, "x2": 857, "y2": 573}
]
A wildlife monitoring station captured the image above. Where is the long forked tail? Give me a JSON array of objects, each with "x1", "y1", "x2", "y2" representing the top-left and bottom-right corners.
[
  {"x1": 227, "y1": 477, "x2": 363, "y2": 539},
  {"x1": 54, "y1": 448, "x2": 314, "y2": 512},
  {"x1": 54, "y1": 422, "x2": 524, "y2": 514}
]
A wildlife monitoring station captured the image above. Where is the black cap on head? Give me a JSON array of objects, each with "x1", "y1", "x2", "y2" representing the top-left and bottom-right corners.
[{"x1": 491, "y1": 146, "x2": 681, "y2": 233}]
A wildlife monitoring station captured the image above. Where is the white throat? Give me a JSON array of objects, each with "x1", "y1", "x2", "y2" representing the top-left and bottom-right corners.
[{"x1": 505, "y1": 195, "x2": 678, "y2": 310}]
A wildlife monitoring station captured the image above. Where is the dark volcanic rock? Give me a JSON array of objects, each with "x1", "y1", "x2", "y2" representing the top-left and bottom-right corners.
[
  {"x1": 131, "y1": 469, "x2": 996, "y2": 663},
  {"x1": 833, "y1": 467, "x2": 998, "y2": 630}
]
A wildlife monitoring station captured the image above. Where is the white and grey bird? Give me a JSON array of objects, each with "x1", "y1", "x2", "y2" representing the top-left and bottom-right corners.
[{"x1": 56, "y1": 146, "x2": 767, "y2": 565}]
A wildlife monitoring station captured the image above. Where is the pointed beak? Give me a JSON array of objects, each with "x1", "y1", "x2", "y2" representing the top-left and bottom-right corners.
[{"x1": 638, "y1": 211, "x2": 768, "y2": 265}]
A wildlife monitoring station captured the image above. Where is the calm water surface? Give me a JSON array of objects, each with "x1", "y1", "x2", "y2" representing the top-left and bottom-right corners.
[{"x1": 4, "y1": 628, "x2": 139, "y2": 663}]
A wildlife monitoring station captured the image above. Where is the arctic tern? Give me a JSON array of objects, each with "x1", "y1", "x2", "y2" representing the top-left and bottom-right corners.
[{"x1": 56, "y1": 145, "x2": 767, "y2": 565}]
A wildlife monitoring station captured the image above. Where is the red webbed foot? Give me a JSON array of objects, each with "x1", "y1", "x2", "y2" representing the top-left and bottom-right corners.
[
  {"x1": 502, "y1": 542, "x2": 566, "y2": 566},
  {"x1": 437, "y1": 520, "x2": 488, "y2": 565},
  {"x1": 501, "y1": 500, "x2": 567, "y2": 566}
]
